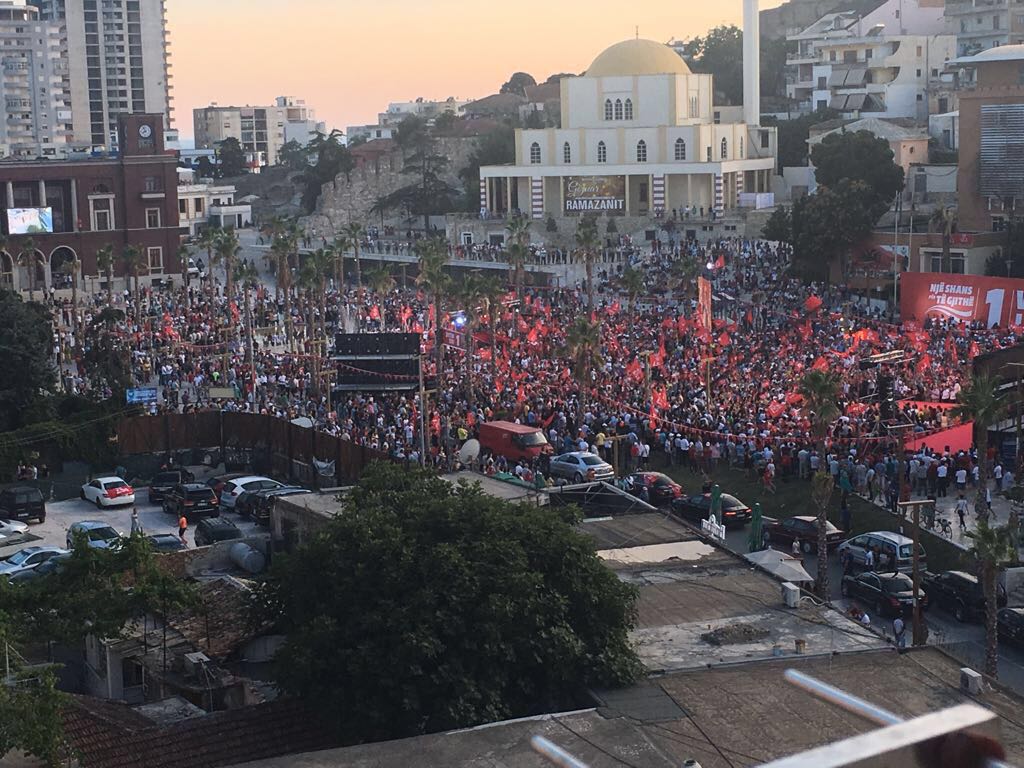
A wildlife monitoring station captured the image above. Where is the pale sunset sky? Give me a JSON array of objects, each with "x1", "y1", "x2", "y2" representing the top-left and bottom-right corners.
[{"x1": 167, "y1": 0, "x2": 785, "y2": 138}]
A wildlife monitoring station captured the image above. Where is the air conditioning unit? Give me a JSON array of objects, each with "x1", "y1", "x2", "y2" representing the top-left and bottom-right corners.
[
  {"x1": 960, "y1": 667, "x2": 983, "y2": 695},
  {"x1": 783, "y1": 582, "x2": 801, "y2": 608},
  {"x1": 183, "y1": 651, "x2": 210, "y2": 677}
]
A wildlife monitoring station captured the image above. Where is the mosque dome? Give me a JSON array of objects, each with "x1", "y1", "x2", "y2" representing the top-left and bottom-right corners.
[{"x1": 586, "y1": 39, "x2": 691, "y2": 78}]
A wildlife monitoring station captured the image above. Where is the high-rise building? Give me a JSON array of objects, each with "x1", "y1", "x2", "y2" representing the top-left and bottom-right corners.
[
  {"x1": 193, "y1": 96, "x2": 325, "y2": 170},
  {"x1": 39, "y1": 0, "x2": 171, "y2": 150},
  {"x1": 0, "y1": 0, "x2": 74, "y2": 158},
  {"x1": 945, "y1": 0, "x2": 1024, "y2": 59}
]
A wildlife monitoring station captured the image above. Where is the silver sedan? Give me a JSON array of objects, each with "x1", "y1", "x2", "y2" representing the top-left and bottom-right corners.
[{"x1": 549, "y1": 451, "x2": 615, "y2": 483}]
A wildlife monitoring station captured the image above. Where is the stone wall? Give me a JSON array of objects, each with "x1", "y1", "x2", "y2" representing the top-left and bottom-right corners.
[{"x1": 301, "y1": 137, "x2": 479, "y2": 237}]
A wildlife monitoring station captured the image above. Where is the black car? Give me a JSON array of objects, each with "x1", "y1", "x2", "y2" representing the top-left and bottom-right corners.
[
  {"x1": 147, "y1": 533, "x2": 186, "y2": 553},
  {"x1": 8, "y1": 552, "x2": 71, "y2": 584},
  {"x1": 0, "y1": 486, "x2": 45, "y2": 523},
  {"x1": 251, "y1": 487, "x2": 311, "y2": 526},
  {"x1": 148, "y1": 470, "x2": 193, "y2": 504},
  {"x1": 163, "y1": 483, "x2": 220, "y2": 521},
  {"x1": 922, "y1": 570, "x2": 1005, "y2": 623},
  {"x1": 841, "y1": 571, "x2": 925, "y2": 617},
  {"x1": 194, "y1": 517, "x2": 243, "y2": 547},
  {"x1": 672, "y1": 492, "x2": 751, "y2": 527},
  {"x1": 998, "y1": 608, "x2": 1024, "y2": 647},
  {"x1": 765, "y1": 516, "x2": 845, "y2": 554},
  {"x1": 627, "y1": 472, "x2": 683, "y2": 506}
]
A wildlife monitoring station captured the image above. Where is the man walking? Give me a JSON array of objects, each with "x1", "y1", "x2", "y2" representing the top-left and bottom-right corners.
[
  {"x1": 130, "y1": 508, "x2": 143, "y2": 536},
  {"x1": 955, "y1": 494, "x2": 969, "y2": 532},
  {"x1": 892, "y1": 616, "x2": 907, "y2": 651},
  {"x1": 178, "y1": 513, "x2": 189, "y2": 546}
]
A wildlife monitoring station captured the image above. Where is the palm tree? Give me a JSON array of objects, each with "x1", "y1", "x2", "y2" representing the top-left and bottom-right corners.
[
  {"x1": 196, "y1": 225, "x2": 221, "y2": 300},
  {"x1": 575, "y1": 215, "x2": 600, "y2": 313},
  {"x1": 416, "y1": 238, "x2": 451, "y2": 392},
  {"x1": 621, "y1": 266, "x2": 645, "y2": 325},
  {"x1": 234, "y1": 261, "x2": 260, "y2": 406},
  {"x1": 930, "y1": 206, "x2": 958, "y2": 275},
  {"x1": 96, "y1": 245, "x2": 115, "y2": 306},
  {"x1": 332, "y1": 235, "x2": 351, "y2": 292},
  {"x1": 505, "y1": 215, "x2": 531, "y2": 300},
  {"x1": 475, "y1": 273, "x2": 506, "y2": 381},
  {"x1": 954, "y1": 374, "x2": 1007, "y2": 524},
  {"x1": 215, "y1": 228, "x2": 241, "y2": 305},
  {"x1": 307, "y1": 248, "x2": 334, "y2": 342},
  {"x1": 178, "y1": 245, "x2": 193, "y2": 308},
  {"x1": 670, "y1": 258, "x2": 699, "y2": 299},
  {"x1": 966, "y1": 520, "x2": 1017, "y2": 680},
  {"x1": 343, "y1": 222, "x2": 366, "y2": 295},
  {"x1": 565, "y1": 316, "x2": 603, "y2": 415},
  {"x1": 120, "y1": 245, "x2": 146, "y2": 325},
  {"x1": 798, "y1": 369, "x2": 842, "y2": 600},
  {"x1": 58, "y1": 254, "x2": 81, "y2": 343},
  {"x1": 366, "y1": 265, "x2": 396, "y2": 297},
  {"x1": 19, "y1": 238, "x2": 37, "y2": 302}
]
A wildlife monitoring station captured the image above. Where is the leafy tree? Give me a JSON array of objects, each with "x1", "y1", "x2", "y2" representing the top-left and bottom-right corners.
[
  {"x1": 565, "y1": 316, "x2": 603, "y2": 415},
  {"x1": 343, "y1": 222, "x2": 366, "y2": 299},
  {"x1": 500, "y1": 71, "x2": 537, "y2": 97},
  {"x1": 459, "y1": 124, "x2": 516, "y2": 212},
  {"x1": 505, "y1": 215, "x2": 531, "y2": 301},
  {"x1": 762, "y1": 205, "x2": 792, "y2": 244},
  {"x1": 416, "y1": 238, "x2": 451, "y2": 388},
  {"x1": 798, "y1": 370, "x2": 841, "y2": 599},
  {"x1": 574, "y1": 215, "x2": 600, "y2": 312},
  {"x1": 810, "y1": 130, "x2": 905, "y2": 208},
  {"x1": 432, "y1": 110, "x2": 458, "y2": 135},
  {"x1": 18, "y1": 238, "x2": 39, "y2": 303},
  {"x1": 215, "y1": 136, "x2": 247, "y2": 178},
  {"x1": 761, "y1": 108, "x2": 841, "y2": 170},
  {"x1": 929, "y1": 206, "x2": 958, "y2": 275},
  {"x1": 119, "y1": 244, "x2": 146, "y2": 325},
  {"x1": 0, "y1": 665, "x2": 65, "y2": 766},
  {"x1": 301, "y1": 129, "x2": 355, "y2": 212},
  {"x1": 954, "y1": 375, "x2": 1007, "y2": 524},
  {"x1": 789, "y1": 180, "x2": 880, "y2": 282},
  {"x1": 966, "y1": 520, "x2": 1017, "y2": 680},
  {"x1": 683, "y1": 26, "x2": 743, "y2": 105},
  {"x1": 0, "y1": 291, "x2": 54, "y2": 432},
  {"x1": 621, "y1": 266, "x2": 645, "y2": 326},
  {"x1": 196, "y1": 155, "x2": 216, "y2": 179},
  {"x1": 95, "y1": 244, "x2": 114, "y2": 305},
  {"x1": 377, "y1": 119, "x2": 457, "y2": 231},
  {"x1": 278, "y1": 139, "x2": 309, "y2": 172},
  {"x1": 261, "y1": 463, "x2": 640, "y2": 743}
]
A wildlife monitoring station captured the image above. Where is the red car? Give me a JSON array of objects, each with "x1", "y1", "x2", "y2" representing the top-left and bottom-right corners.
[{"x1": 628, "y1": 472, "x2": 683, "y2": 505}]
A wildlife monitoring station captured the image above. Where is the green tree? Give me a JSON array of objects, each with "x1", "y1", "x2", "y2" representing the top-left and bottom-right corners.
[
  {"x1": 810, "y1": 130, "x2": 905, "y2": 208},
  {"x1": 58, "y1": 253, "x2": 81, "y2": 344},
  {"x1": 954, "y1": 375, "x2": 1007, "y2": 525},
  {"x1": 215, "y1": 136, "x2": 247, "y2": 178},
  {"x1": 762, "y1": 205, "x2": 792, "y2": 244},
  {"x1": 798, "y1": 369, "x2": 841, "y2": 599},
  {"x1": 416, "y1": 238, "x2": 451, "y2": 390},
  {"x1": 343, "y1": 222, "x2": 366, "y2": 299},
  {"x1": 301, "y1": 130, "x2": 354, "y2": 212},
  {"x1": 234, "y1": 260, "x2": 260, "y2": 400},
  {"x1": 790, "y1": 180, "x2": 880, "y2": 282},
  {"x1": 95, "y1": 244, "x2": 115, "y2": 305},
  {"x1": 500, "y1": 71, "x2": 537, "y2": 96},
  {"x1": 365, "y1": 265, "x2": 396, "y2": 296},
  {"x1": 261, "y1": 463, "x2": 640, "y2": 743},
  {"x1": 683, "y1": 26, "x2": 743, "y2": 105},
  {"x1": 930, "y1": 206, "x2": 959, "y2": 275},
  {"x1": 196, "y1": 225, "x2": 222, "y2": 302},
  {"x1": 966, "y1": 520, "x2": 1017, "y2": 680},
  {"x1": 18, "y1": 238, "x2": 38, "y2": 303},
  {"x1": 278, "y1": 139, "x2": 309, "y2": 172},
  {"x1": 621, "y1": 266, "x2": 645, "y2": 326},
  {"x1": 565, "y1": 316, "x2": 603, "y2": 415},
  {"x1": 119, "y1": 244, "x2": 146, "y2": 325},
  {"x1": 177, "y1": 244, "x2": 193, "y2": 307},
  {"x1": 505, "y1": 215, "x2": 531, "y2": 301},
  {"x1": 332, "y1": 234, "x2": 350, "y2": 292},
  {"x1": 459, "y1": 124, "x2": 516, "y2": 212},
  {"x1": 0, "y1": 664, "x2": 66, "y2": 766},
  {"x1": 215, "y1": 228, "x2": 241, "y2": 304},
  {"x1": 761, "y1": 108, "x2": 841, "y2": 171},
  {"x1": 0, "y1": 291, "x2": 55, "y2": 432},
  {"x1": 377, "y1": 117, "x2": 457, "y2": 231},
  {"x1": 574, "y1": 215, "x2": 600, "y2": 312}
]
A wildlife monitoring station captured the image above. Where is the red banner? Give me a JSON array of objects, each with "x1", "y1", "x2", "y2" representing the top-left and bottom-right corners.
[
  {"x1": 901, "y1": 272, "x2": 1024, "y2": 328},
  {"x1": 698, "y1": 276, "x2": 712, "y2": 330}
]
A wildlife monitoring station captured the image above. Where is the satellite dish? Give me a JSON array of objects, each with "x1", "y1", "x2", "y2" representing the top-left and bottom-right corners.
[{"x1": 458, "y1": 439, "x2": 481, "y2": 464}]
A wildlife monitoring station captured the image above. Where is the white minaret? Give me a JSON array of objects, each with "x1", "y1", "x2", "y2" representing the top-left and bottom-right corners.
[{"x1": 743, "y1": 0, "x2": 761, "y2": 126}]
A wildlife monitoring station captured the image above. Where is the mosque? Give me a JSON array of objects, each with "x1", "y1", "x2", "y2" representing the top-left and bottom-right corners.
[{"x1": 477, "y1": 2, "x2": 778, "y2": 225}]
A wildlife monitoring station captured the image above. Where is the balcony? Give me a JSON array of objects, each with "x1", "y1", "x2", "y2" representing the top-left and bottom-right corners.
[
  {"x1": 945, "y1": 0, "x2": 1007, "y2": 13},
  {"x1": 787, "y1": 50, "x2": 821, "y2": 64}
]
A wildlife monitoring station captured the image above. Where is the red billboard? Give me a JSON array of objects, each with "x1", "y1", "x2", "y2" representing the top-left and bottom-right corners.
[
  {"x1": 698, "y1": 276, "x2": 713, "y2": 330},
  {"x1": 901, "y1": 272, "x2": 1024, "y2": 328}
]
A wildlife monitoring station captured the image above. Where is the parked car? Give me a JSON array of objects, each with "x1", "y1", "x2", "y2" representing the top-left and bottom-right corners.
[
  {"x1": 837, "y1": 531, "x2": 925, "y2": 574},
  {"x1": 0, "y1": 546, "x2": 69, "y2": 578},
  {"x1": 66, "y1": 521, "x2": 122, "y2": 550},
  {"x1": 998, "y1": 608, "x2": 1024, "y2": 647},
  {"x1": 206, "y1": 473, "x2": 249, "y2": 502},
  {"x1": 0, "y1": 518, "x2": 29, "y2": 537},
  {"x1": 147, "y1": 533, "x2": 187, "y2": 553},
  {"x1": 234, "y1": 488, "x2": 275, "y2": 519},
  {"x1": 219, "y1": 476, "x2": 284, "y2": 510},
  {"x1": 163, "y1": 483, "x2": 220, "y2": 521},
  {"x1": 477, "y1": 421, "x2": 552, "y2": 462},
  {"x1": 549, "y1": 452, "x2": 615, "y2": 483},
  {"x1": 841, "y1": 571, "x2": 925, "y2": 617},
  {"x1": 626, "y1": 472, "x2": 683, "y2": 505},
  {"x1": 0, "y1": 485, "x2": 46, "y2": 523},
  {"x1": 194, "y1": 517, "x2": 243, "y2": 547},
  {"x1": 672, "y1": 492, "x2": 751, "y2": 527},
  {"x1": 148, "y1": 470, "x2": 193, "y2": 504},
  {"x1": 80, "y1": 477, "x2": 135, "y2": 508},
  {"x1": 8, "y1": 552, "x2": 72, "y2": 584},
  {"x1": 251, "y1": 487, "x2": 311, "y2": 526},
  {"x1": 922, "y1": 570, "x2": 1004, "y2": 623},
  {"x1": 764, "y1": 516, "x2": 844, "y2": 553}
]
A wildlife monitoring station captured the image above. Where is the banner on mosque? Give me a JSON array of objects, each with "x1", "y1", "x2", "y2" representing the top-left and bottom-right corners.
[
  {"x1": 901, "y1": 272, "x2": 1024, "y2": 328},
  {"x1": 562, "y1": 176, "x2": 625, "y2": 214}
]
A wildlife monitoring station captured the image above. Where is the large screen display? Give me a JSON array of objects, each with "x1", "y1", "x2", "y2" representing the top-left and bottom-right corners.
[
  {"x1": 563, "y1": 176, "x2": 625, "y2": 214},
  {"x1": 6, "y1": 208, "x2": 54, "y2": 235}
]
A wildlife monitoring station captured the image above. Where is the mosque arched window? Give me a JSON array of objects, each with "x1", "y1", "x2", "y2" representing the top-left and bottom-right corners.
[
  {"x1": 614, "y1": 99, "x2": 623, "y2": 120},
  {"x1": 597, "y1": 141, "x2": 607, "y2": 163},
  {"x1": 529, "y1": 142, "x2": 541, "y2": 164},
  {"x1": 624, "y1": 98, "x2": 634, "y2": 120},
  {"x1": 674, "y1": 138, "x2": 686, "y2": 161},
  {"x1": 604, "y1": 99, "x2": 613, "y2": 120},
  {"x1": 721, "y1": 138, "x2": 728, "y2": 159},
  {"x1": 636, "y1": 140, "x2": 647, "y2": 163},
  {"x1": 563, "y1": 142, "x2": 571, "y2": 163}
]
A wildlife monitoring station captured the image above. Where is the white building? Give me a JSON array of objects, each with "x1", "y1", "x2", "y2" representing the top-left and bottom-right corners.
[
  {"x1": 377, "y1": 96, "x2": 469, "y2": 126},
  {"x1": 786, "y1": 0, "x2": 958, "y2": 120},
  {"x1": 177, "y1": 168, "x2": 251, "y2": 237},
  {"x1": 40, "y1": 0, "x2": 172, "y2": 150},
  {"x1": 478, "y1": 37, "x2": 777, "y2": 220},
  {"x1": 193, "y1": 96, "x2": 325, "y2": 169},
  {"x1": 345, "y1": 124, "x2": 396, "y2": 143},
  {"x1": 0, "y1": 0, "x2": 75, "y2": 158},
  {"x1": 945, "y1": 0, "x2": 1024, "y2": 59}
]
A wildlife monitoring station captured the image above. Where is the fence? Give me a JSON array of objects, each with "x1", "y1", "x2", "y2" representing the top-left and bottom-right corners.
[{"x1": 116, "y1": 412, "x2": 389, "y2": 486}]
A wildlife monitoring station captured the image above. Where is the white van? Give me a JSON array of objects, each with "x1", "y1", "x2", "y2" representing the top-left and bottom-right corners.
[{"x1": 837, "y1": 531, "x2": 926, "y2": 574}]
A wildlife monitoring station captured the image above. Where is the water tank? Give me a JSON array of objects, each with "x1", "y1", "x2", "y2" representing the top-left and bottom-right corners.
[{"x1": 229, "y1": 542, "x2": 266, "y2": 574}]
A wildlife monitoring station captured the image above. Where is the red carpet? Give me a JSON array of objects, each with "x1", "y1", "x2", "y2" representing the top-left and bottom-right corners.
[{"x1": 904, "y1": 422, "x2": 974, "y2": 454}]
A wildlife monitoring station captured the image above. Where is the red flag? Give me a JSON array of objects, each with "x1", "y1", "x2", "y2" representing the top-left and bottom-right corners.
[
  {"x1": 917, "y1": 354, "x2": 932, "y2": 374},
  {"x1": 649, "y1": 404, "x2": 658, "y2": 430},
  {"x1": 626, "y1": 358, "x2": 644, "y2": 383},
  {"x1": 718, "y1": 332, "x2": 731, "y2": 347},
  {"x1": 767, "y1": 401, "x2": 786, "y2": 419},
  {"x1": 714, "y1": 253, "x2": 726, "y2": 270},
  {"x1": 526, "y1": 326, "x2": 539, "y2": 344},
  {"x1": 969, "y1": 341, "x2": 980, "y2": 359},
  {"x1": 811, "y1": 356, "x2": 829, "y2": 371},
  {"x1": 798, "y1": 321, "x2": 812, "y2": 342},
  {"x1": 369, "y1": 304, "x2": 381, "y2": 321},
  {"x1": 804, "y1": 296, "x2": 823, "y2": 312}
]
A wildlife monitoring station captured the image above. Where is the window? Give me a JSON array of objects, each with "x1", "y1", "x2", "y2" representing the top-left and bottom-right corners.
[
  {"x1": 529, "y1": 142, "x2": 541, "y2": 164},
  {"x1": 563, "y1": 142, "x2": 571, "y2": 163},
  {"x1": 689, "y1": 96, "x2": 698, "y2": 117},
  {"x1": 830, "y1": 50, "x2": 837, "y2": 62},
  {"x1": 721, "y1": 138, "x2": 728, "y2": 159},
  {"x1": 178, "y1": 198, "x2": 187, "y2": 215},
  {"x1": 597, "y1": 141, "x2": 607, "y2": 163},
  {"x1": 195, "y1": 198, "x2": 204, "y2": 214},
  {"x1": 706, "y1": 146, "x2": 712, "y2": 162},
  {"x1": 90, "y1": 196, "x2": 113, "y2": 231},
  {"x1": 928, "y1": 251, "x2": 965, "y2": 274},
  {"x1": 916, "y1": 68, "x2": 922, "y2": 77},
  {"x1": 147, "y1": 246, "x2": 163, "y2": 274},
  {"x1": 614, "y1": 99, "x2": 623, "y2": 120},
  {"x1": 739, "y1": 137, "x2": 744, "y2": 158},
  {"x1": 674, "y1": 138, "x2": 686, "y2": 160},
  {"x1": 636, "y1": 140, "x2": 647, "y2": 162},
  {"x1": 143, "y1": 176, "x2": 162, "y2": 193},
  {"x1": 145, "y1": 207, "x2": 160, "y2": 228},
  {"x1": 916, "y1": 45, "x2": 923, "y2": 57},
  {"x1": 624, "y1": 98, "x2": 633, "y2": 120},
  {"x1": 604, "y1": 99, "x2": 613, "y2": 120}
]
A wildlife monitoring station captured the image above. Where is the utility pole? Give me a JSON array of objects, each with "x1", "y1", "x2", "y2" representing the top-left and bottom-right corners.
[
  {"x1": 899, "y1": 499, "x2": 931, "y2": 646},
  {"x1": 418, "y1": 353, "x2": 427, "y2": 466},
  {"x1": 1007, "y1": 362, "x2": 1024, "y2": 473}
]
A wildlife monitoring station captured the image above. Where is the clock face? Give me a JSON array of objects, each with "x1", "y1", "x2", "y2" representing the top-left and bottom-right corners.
[{"x1": 138, "y1": 124, "x2": 153, "y2": 139}]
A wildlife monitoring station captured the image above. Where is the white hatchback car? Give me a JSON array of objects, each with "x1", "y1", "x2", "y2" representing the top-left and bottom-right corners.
[
  {"x1": 0, "y1": 519, "x2": 29, "y2": 537},
  {"x1": 81, "y1": 477, "x2": 136, "y2": 508},
  {"x1": 0, "y1": 546, "x2": 69, "y2": 578},
  {"x1": 219, "y1": 476, "x2": 283, "y2": 510}
]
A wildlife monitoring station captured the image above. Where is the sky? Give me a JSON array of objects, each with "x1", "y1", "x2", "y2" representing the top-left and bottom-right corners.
[{"x1": 167, "y1": 0, "x2": 785, "y2": 139}]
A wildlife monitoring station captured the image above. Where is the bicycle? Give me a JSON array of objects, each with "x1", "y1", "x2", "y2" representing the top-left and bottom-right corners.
[{"x1": 937, "y1": 518, "x2": 953, "y2": 538}]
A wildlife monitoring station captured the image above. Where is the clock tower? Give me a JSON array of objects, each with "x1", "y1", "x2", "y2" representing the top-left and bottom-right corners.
[{"x1": 118, "y1": 114, "x2": 164, "y2": 156}]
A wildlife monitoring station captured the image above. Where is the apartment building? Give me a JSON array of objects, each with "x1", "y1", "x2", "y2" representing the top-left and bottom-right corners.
[
  {"x1": 945, "y1": 0, "x2": 1024, "y2": 58},
  {"x1": 193, "y1": 96, "x2": 325, "y2": 169},
  {"x1": 0, "y1": 0, "x2": 74, "y2": 158}
]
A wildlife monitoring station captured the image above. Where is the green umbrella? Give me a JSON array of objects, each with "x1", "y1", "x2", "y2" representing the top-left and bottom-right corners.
[
  {"x1": 710, "y1": 484, "x2": 722, "y2": 523},
  {"x1": 748, "y1": 502, "x2": 764, "y2": 552}
]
